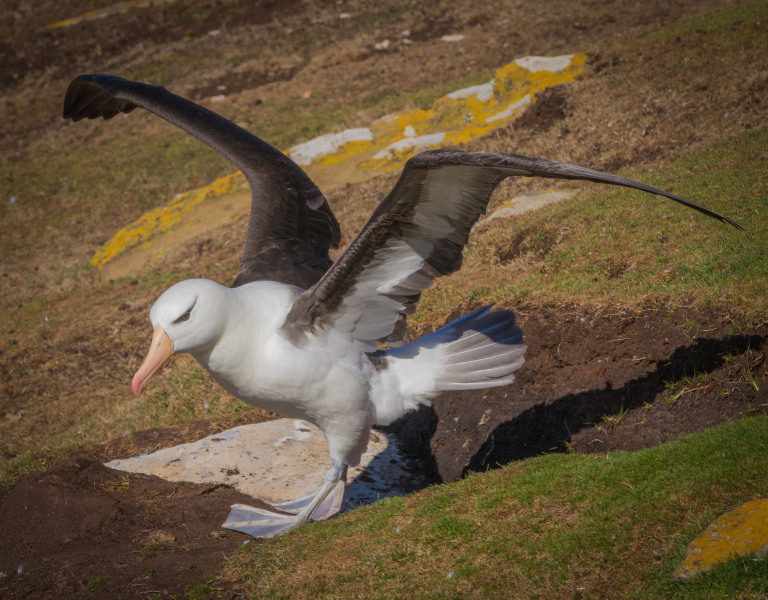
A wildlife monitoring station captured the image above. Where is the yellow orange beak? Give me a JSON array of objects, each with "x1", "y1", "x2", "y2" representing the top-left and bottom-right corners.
[{"x1": 132, "y1": 326, "x2": 174, "y2": 397}]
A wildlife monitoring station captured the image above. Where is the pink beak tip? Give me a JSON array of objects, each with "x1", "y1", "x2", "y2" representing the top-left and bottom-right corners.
[{"x1": 131, "y1": 372, "x2": 143, "y2": 398}]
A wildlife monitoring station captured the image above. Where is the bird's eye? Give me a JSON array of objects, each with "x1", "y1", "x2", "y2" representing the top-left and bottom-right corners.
[{"x1": 177, "y1": 310, "x2": 191, "y2": 323}]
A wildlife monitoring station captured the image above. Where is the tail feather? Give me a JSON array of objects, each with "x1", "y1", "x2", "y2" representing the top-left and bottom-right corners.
[
  {"x1": 437, "y1": 308, "x2": 525, "y2": 389},
  {"x1": 368, "y1": 305, "x2": 526, "y2": 425},
  {"x1": 444, "y1": 346, "x2": 525, "y2": 372},
  {"x1": 442, "y1": 318, "x2": 514, "y2": 352},
  {"x1": 442, "y1": 360, "x2": 524, "y2": 384}
]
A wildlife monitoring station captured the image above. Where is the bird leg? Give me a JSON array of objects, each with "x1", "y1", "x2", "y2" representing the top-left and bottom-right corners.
[{"x1": 222, "y1": 461, "x2": 348, "y2": 538}]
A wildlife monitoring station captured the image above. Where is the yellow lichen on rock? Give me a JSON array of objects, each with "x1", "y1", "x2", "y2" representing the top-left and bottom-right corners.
[
  {"x1": 90, "y1": 171, "x2": 246, "y2": 269},
  {"x1": 47, "y1": 0, "x2": 178, "y2": 29},
  {"x1": 674, "y1": 498, "x2": 768, "y2": 581},
  {"x1": 308, "y1": 53, "x2": 585, "y2": 175}
]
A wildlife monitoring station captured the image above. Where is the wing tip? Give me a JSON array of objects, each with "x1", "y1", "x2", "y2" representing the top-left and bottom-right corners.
[{"x1": 63, "y1": 74, "x2": 138, "y2": 122}]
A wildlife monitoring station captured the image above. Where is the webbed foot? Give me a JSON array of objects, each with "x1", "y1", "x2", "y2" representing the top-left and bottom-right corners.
[{"x1": 222, "y1": 479, "x2": 346, "y2": 537}]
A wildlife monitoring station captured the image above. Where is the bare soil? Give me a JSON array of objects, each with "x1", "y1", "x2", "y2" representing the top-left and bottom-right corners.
[
  {"x1": 2, "y1": 305, "x2": 764, "y2": 599},
  {"x1": 1, "y1": 0, "x2": 766, "y2": 598}
]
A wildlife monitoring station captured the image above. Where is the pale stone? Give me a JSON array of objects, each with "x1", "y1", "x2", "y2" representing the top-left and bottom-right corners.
[
  {"x1": 674, "y1": 498, "x2": 768, "y2": 581},
  {"x1": 373, "y1": 132, "x2": 446, "y2": 160},
  {"x1": 288, "y1": 128, "x2": 374, "y2": 166},
  {"x1": 485, "y1": 95, "x2": 532, "y2": 123},
  {"x1": 106, "y1": 419, "x2": 413, "y2": 509},
  {"x1": 441, "y1": 34, "x2": 465, "y2": 43},
  {"x1": 474, "y1": 190, "x2": 573, "y2": 228},
  {"x1": 447, "y1": 83, "x2": 494, "y2": 102},
  {"x1": 515, "y1": 54, "x2": 574, "y2": 73}
]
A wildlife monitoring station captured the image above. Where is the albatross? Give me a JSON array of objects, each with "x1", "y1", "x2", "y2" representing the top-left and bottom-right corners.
[{"x1": 63, "y1": 74, "x2": 739, "y2": 537}]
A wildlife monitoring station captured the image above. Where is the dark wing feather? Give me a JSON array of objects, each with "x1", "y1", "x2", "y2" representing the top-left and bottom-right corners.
[
  {"x1": 63, "y1": 74, "x2": 341, "y2": 288},
  {"x1": 283, "y1": 149, "x2": 739, "y2": 350}
]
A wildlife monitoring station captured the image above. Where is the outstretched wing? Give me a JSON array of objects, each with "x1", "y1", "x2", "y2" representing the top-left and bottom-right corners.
[
  {"x1": 63, "y1": 74, "x2": 341, "y2": 289},
  {"x1": 283, "y1": 149, "x2": 739, "y2": 350}
]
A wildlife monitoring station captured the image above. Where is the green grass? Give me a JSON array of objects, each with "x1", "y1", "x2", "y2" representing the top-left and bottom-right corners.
[
  {"x1": 232, "y1": 415, "x2": 768, "y2": 598},
  {"x1": 433, "y1": 126, "x2": 768, "y2": 318},
  {"x1": 0, "y1": 359, "x2": 254, "y2": 481},
  {"x1": 648, "y1": 0, "x2": 767, "y2": 44},
  {"x1": 185, "y1": 577, "x2": 214, "y2": 599},
  {"x1": 86, "y1": 574, "x2": 111, "y2": 593},
  {"x1": 1, "y1": 3, "x2": 766, "y2": 597}
]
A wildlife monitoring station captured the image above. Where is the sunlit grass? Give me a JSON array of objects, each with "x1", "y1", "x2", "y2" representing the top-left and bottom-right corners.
[
  {"x1": 231, "y1": 415, "x2": 768, "y2": 599},
  {"x1": 411, "y1": 126, "x2": 768, "y2": 332}
]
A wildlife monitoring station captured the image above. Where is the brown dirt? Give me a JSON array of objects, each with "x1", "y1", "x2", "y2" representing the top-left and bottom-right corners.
[
  {"x1": 0, "y1": 457, "x2": 255, "y2": 598},
  {"x1": 1, "y1": 0, "x2": 766, "y2": 598},
  {"x1": 398, "y1": 304, "x2": 767, "y2": 482},
  {"x1": 1, "y1": 305, "x2": 764, "y2": 599}
]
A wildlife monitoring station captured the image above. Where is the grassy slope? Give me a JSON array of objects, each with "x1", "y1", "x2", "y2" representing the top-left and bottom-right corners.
[
  {"x1": 0, "y1": 2, "x2": 766, "y2": 596},
  {"x1": 461, "y1": 128, "x2": 768, "y2": 311},
  {"x1": 406, "y1": 127, "x2": 767, "y2": 331},
  {"x1": 412, "y1": 0, "x2": 768, "y2": 326},
  {"x1": 232, "y1": 416, "x2": 768, "y2": 599},
  {"x1": 224, "y1": 5, "x2": 768, "y2": 597}
]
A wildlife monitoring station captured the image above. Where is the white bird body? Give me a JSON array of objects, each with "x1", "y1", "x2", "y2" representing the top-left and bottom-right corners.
[
  {"x1": 150, "y1": 278, "x2": 481, "y2": 471},
  {"x1": 154, "y1": 280, "x2": 373, "y2": 465},
  {"x1": 63, "y1": 73, "x2": 737, "y2": 537}
]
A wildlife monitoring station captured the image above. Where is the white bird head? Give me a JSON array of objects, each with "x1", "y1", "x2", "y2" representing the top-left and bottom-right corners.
[{"x1": 132, "y1": 279, "x2": 229, "y2": 397}]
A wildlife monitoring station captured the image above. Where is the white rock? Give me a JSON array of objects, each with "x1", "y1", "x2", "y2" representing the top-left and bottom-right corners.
[
  {"x1": 485, "y1": 95, "x2": 532, "y2": 123},
  {"x1": 446, "y1": 82, "x2": 494, "y2": 102},
  {"x1": 373, "y1": 132, "x2": 446, "y2": 160},
  {"x1": 441, "y1": 34, "x2": 465, "y2": 42},
  {"x1": 288, "y1": 128, "x2": 374, "y2": 165},
  {"x1": 515, "y1": 54, "x2": 574, "y2": 73},
  {"x1": 474, "y1": 190, "x2": 574, "y2": 227},
  {"x1": 106, "y1": 419, "x2": 413, "y2": 508}
]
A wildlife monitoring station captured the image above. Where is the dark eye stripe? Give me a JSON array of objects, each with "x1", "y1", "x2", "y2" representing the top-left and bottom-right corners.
[
  {"x1": 173, "y1": 297, "x2": 197, "y2": 324},
  {"x1": 175, "y1": 302, "x2": 195, "y2": 324}
]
